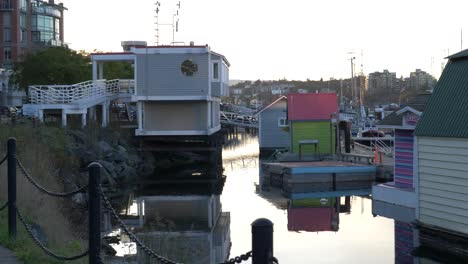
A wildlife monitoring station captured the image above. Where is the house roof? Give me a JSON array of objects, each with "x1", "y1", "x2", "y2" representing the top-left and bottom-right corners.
[
  {"x1": 415, "y1": 50, "x2": 468, "y2": 138},
  {"x1": 287, "y1": 93, "x2": 338, "y2": 121},
  {"x1": 255, "y1": 96, "x2": 287, "y2": 115},
  {"x1": 287, "y1": 207, "x2": 336, "y2": 232},
  {"x1": 378, "y1": 93, "x2": 431, "y2": 127}
]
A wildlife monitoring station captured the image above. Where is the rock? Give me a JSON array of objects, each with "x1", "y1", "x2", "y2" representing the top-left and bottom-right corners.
[
  {"x1": 97, "y1": 141, "x2": 113, "y2": 156},
  {"x1": 117, "y1": 145, "x2": 127, "y2": 153},
  {"x1": 31, "y1": 223, "x2": 48, "y2": 246},
  {"x1": 102, "y1": 241, "x2": 117, "y2": 256},
  {"x1": 113, "y1": 150, "x2": 128, "y2": 163}
]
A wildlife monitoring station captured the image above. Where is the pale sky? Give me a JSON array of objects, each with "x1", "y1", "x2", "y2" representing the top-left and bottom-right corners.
[{"x1": 65, "y1": 0, "x2": 468, "y2": 81}]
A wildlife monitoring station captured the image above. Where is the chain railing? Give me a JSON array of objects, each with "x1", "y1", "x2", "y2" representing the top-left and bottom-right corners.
[
  {"x1": 16, "y1": 206, "x2": 89, "y2": 261},
  {"x1": 2, "y1": 138, "x2": 279, "y2": 264},
  {"x1": 99, "y1": 185, "x2": 180, "y2": 264},
  {"x1": 16, "y1": 159, "x2": 88, "y2": 198}
]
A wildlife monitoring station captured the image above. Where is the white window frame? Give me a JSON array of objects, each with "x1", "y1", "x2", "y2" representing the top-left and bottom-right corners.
[
  {"x1": 212, "y1": 61, "x2": 220, "y2": 81},
  {"x1": 278, "y1": 117, "x2": 288, "y2": 127}
]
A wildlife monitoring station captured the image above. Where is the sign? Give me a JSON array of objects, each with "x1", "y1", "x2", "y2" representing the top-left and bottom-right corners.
[{"x1": 403, "y1": 112, "x2": 420, "y2": 126}]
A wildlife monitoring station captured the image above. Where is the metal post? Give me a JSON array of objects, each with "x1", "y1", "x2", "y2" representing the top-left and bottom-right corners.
[
  {"x1": 252, "y1": 218, "x2": 274, "y2": 264},
  {"x1": 7, "y1": 138, "x2": 16, "y2": 239},
  {"x1": 88, "y1": 163, "x2": 101, "y2": 264}
]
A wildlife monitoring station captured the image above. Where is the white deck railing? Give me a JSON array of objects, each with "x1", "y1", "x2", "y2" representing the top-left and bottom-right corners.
[{"x1": 28, "y1": 79, "x2": 135, "y2": 104}]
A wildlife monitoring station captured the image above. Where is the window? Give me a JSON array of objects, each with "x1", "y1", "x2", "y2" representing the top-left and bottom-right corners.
[
  {"x1": 20, "y1": 29, "x2": 26, "y2": 43},
  {"x1": 213, "y1": 62, "x2": 219, "y2": 80},
  {"x1": 4, "y1": 47, "x2": 11, "y2": 60},
  {"x1": 278, "y1": 117, "x2": 288, "y2": 127},
  {"x1": 20, "y1": 13, "x2": 26, "y2": 28},
  {"x1": 3, "y1": 28, "x2": 10, "y2": 42},
  {"x1": 3, "y1": 13, "x2": 10, "y2": 27},
  {"x1": 19, "y1": 0, "x2": 27, "y2": 10}
]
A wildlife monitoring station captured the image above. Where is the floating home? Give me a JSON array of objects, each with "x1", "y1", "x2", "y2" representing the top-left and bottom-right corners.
[
  {"x1": 91, "y1": 42, "x2": 230, "y2": 137},
  {"x1": 287, "y1": 93, "x2": 338, "y2": 158},
  {"x1": 135, "y1": 195, "x2": 231, "y2": 264},
  {"x1": 256, "y1": 96, "x2": 289, "y2": 158},
  {"x1": 414, "y1": 50, "x2": 468, "y2": 240},
  {"x1": 372, "y1": 93, "x2": 431, "y2": 216}
]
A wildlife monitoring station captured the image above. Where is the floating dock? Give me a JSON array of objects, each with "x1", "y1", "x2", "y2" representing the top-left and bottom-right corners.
[{"x1": 262, "y1": 161, "x2": 376, "y2": 198}]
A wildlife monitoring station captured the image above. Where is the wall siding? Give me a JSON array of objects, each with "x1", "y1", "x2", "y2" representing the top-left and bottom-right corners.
[
  {"x1": 259, "y1": 101, "x2": 289, "y2": 149},
  {"x1": 291, "y1": 121, "x2": 335, "y2": 154},
  {"x1": 418, "y1": 136, "x2": 468, "y2": 234},
  {"x1": 136, "y1": 53, "x2": 209, "y2": 96},
  {"x1": 395, "y1": 221, "x2": 414, "y2": 264},
  {"x1": 394, "y1": 129, "x2": 415, "y2": 188},
  {"x1": 143, "y1": 101, "x2": 207, "y2": 131}
]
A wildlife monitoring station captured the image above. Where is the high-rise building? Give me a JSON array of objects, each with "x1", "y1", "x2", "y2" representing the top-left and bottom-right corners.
[
  {"x1": 407, "y1": 69, "x2": 437, "y2": 92},
  {"x1": 368, "y1": 69, "x2": 397, "y2": 103},
  {"x1": 0, "y1": 0, "x2": 66, "y2": 69}
]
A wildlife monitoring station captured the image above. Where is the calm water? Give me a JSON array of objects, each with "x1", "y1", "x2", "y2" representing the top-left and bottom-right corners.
[{"x1": 222, "y1": 134, "x2": 394, "y2": 264}]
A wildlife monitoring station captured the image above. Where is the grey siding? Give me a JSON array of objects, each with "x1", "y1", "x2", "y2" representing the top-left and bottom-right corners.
[
  {"x1": 143, "y1": 101, "x2": 208, "y2": 131},
  {"x1": 136, "y1": 53, "x2": 209, "y2": 96},
  {"x1": 211, "y1": 82, "x2": 229, "y2": 97},
  {"x1": 259, "y1": 100, "x2": 289, "y2": 149},
  {"x1": 212, "y1": 101, "x2": 220, "y2": 128},
  {"x1": 418, "y1": 136, "x2": 468, "y2": 234}
]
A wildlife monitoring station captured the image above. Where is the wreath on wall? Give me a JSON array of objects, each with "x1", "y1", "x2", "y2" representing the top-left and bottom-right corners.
[{"x1": 181, "y1": 59, "x2": 198, "y2": 76}]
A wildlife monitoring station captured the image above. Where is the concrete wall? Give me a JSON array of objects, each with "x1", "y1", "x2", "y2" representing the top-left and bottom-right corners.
[
  {"x1": 143, "y1": 101, "x2": 208, "y2": 131},
  {"x1": 259, "y1": 100, "x2": 289, "y2": 149},
  {"x1": 418, "y1": 136, "x2": 468, "y2": 234}
]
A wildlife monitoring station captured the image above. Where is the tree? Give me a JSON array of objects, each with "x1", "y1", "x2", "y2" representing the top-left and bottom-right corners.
[{"x1": 13, "y1": 47, "x2": 92, "y2": 89}]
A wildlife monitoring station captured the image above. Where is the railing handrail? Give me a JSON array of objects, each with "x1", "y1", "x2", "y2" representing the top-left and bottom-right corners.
[{"x1": 28, "y1": 79, "x2": 135, "y2": 104}]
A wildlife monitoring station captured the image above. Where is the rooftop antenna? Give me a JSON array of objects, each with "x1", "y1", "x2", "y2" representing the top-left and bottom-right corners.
[
  {"x1": 154, "y1": 1, "x2": 161, "y2": 45},
  {"x1": 154, "y1": 1, "x2": 181, "y2": 45}
]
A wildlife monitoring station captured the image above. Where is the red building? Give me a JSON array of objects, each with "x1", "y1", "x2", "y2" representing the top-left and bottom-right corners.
[{"x1": 0, "y1": 0, "x2": 66, "y2": 69}]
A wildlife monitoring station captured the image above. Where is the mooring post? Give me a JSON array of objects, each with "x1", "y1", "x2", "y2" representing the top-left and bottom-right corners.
[
  {"x1": 252, "y1": 218, "x2": 274, "y2": 264},
  {"x1": 7, "y1": 137, "x2": 17, "y2": 239},
  {"x1": 88, "y1": 163, "x2": 101, "y2": 264}
]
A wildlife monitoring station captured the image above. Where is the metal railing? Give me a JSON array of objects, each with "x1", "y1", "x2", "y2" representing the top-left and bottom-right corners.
[
  {"x1": 28, "y1": 79, "x2": 135, "y2": 104},
  {"x1": 220, "y1": 111, "x2": 258, "y2": 128}
]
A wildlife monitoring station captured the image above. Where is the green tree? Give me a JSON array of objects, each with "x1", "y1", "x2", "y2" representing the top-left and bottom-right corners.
[
  {"x1": 103, "y1": 61, "x2": 134, "y2": 79},
  {"x1": 13, "y1": 47, "x2": 92, "y2": 89}
]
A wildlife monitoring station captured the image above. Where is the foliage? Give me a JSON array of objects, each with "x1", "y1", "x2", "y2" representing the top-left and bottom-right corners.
[
  {"x1": 103, "y1": 61, "x2": 134, "y2": 80},
  {"x1": 12, "y1": 47, "x2": 92, "y2": 89},
  {"x1": 0, "y1": 209, "x2": 87, "y2": 264}
]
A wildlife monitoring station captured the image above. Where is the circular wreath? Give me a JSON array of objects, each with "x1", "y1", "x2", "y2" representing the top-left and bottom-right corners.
[{"x1": 181, "y1": 60, "x2": 198, "y2": 76}]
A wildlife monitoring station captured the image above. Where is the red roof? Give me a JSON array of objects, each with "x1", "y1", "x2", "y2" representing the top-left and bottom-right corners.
[
  {"x1": 287, "y1": 93, "x2": 338, "y2": 121},
  {"x1": 287, "y1": 207, "x2": 337, "y2": 232}
]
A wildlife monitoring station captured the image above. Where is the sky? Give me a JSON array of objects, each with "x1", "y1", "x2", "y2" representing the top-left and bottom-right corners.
[{"x1": 65, "y1": 0, "x2": 468, "y2": 81}]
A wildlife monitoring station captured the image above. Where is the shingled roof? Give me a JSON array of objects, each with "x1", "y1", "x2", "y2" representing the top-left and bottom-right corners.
[
  {"x1": 378, "y1": 93, "x2": 431, "y2": 127},
  {"x1": 414, "y1": 50, "x2": 468, "y2": 138}
]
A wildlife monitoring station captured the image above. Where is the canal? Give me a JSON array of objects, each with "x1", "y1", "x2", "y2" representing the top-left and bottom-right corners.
[
  {"x1": 113, "y1": 132, "x2": 444, "y2": 263},
  {"x1": 222, "y1": 133, "x2": 394, "y2": 264}
]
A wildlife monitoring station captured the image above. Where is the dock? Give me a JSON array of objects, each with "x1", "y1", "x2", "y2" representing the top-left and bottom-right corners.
[{"x1": 261, "y1": 161, "x2": 376, "y2": 198}]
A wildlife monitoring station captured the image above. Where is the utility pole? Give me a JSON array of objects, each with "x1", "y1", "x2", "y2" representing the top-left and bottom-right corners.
[{"x1": 350, "y1": 56, "x2": 355, "y2": 103}]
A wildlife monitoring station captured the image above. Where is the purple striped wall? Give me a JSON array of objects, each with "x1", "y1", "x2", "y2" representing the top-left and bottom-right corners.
[
  {"x1": 394, "y1": 129, "x2": 414, "y2": 189},
  {"x1": 395, "y1": 221, "x2": 414, "y2": 264}
]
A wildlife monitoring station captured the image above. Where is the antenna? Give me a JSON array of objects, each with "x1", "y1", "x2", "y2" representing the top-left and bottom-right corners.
[
  {"x1": 154, "y1": 1, "x2": 182, "y2": 46},
  {"x1": 154, "y1": 1, "x2": 161, "y2": 45}
]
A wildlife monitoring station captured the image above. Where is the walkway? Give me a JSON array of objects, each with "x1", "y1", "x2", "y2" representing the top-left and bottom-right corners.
[{"x1": 0, "y1": 246, "x2": 22, "y2": 263}]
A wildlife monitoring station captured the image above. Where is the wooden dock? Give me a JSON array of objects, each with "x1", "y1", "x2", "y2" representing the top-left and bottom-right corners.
[{"x1": 261, "y1": 161, "x2": 376, "y2": 198}]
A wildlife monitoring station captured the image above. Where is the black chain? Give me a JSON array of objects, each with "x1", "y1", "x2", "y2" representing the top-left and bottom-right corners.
[
  {"x1": 0, "y1": 201, "x2": 8, "y2": 211},
  {"x1": 220, "y1": 251, "x2": 252, "y2": 264},
  {"x1": 16, "y1": 206, "x2": 89, "y2": 261},
  {"x1": 270, "y1": 256, "x2": 279, "y2": 264},
  {"x1": 0, "y1": 155, "x2": 6, "y2": 166},
  {"x1": 99, "y1": 185, "x2": 179, "y2": 264},
  {"x1": 17, "y1": 159, "x2": 88, "y2": 198}
]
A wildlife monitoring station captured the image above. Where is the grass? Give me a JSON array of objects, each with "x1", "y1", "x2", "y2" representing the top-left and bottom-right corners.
[
  {"x1": 0, "y1": 120, "x2": 87, "y2": 263},
  {"x1": 0, "y1": 208, "x2": 87, "y2": 264}
]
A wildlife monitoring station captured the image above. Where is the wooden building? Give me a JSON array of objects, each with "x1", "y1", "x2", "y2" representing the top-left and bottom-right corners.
[
  {"x1": 414, "y1": 49, "x2": 468, "y2": 236},
  {"x1": 256, "y1": 96, "x2": 289, "y2": 157},
  {"x1": 372, "y1": 93, "x2": 430, "y2": 211},
  {"x1": 287, "y1": 93, "x2": 338, "y2": 156},
  {"x1": 91, "y1": 43, "x2": 229, "y2": 136}
]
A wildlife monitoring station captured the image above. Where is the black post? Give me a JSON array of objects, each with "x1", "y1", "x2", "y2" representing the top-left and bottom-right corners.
[
  {"x1": 88, "y1": 163, "x2": 101, "y2": 264},
  {"x1": 7, "y1": 138, "x2": 16, "y2": 239},
  {"x1": 252, "y1": 218, "x2": 274, "y2": 264}
]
